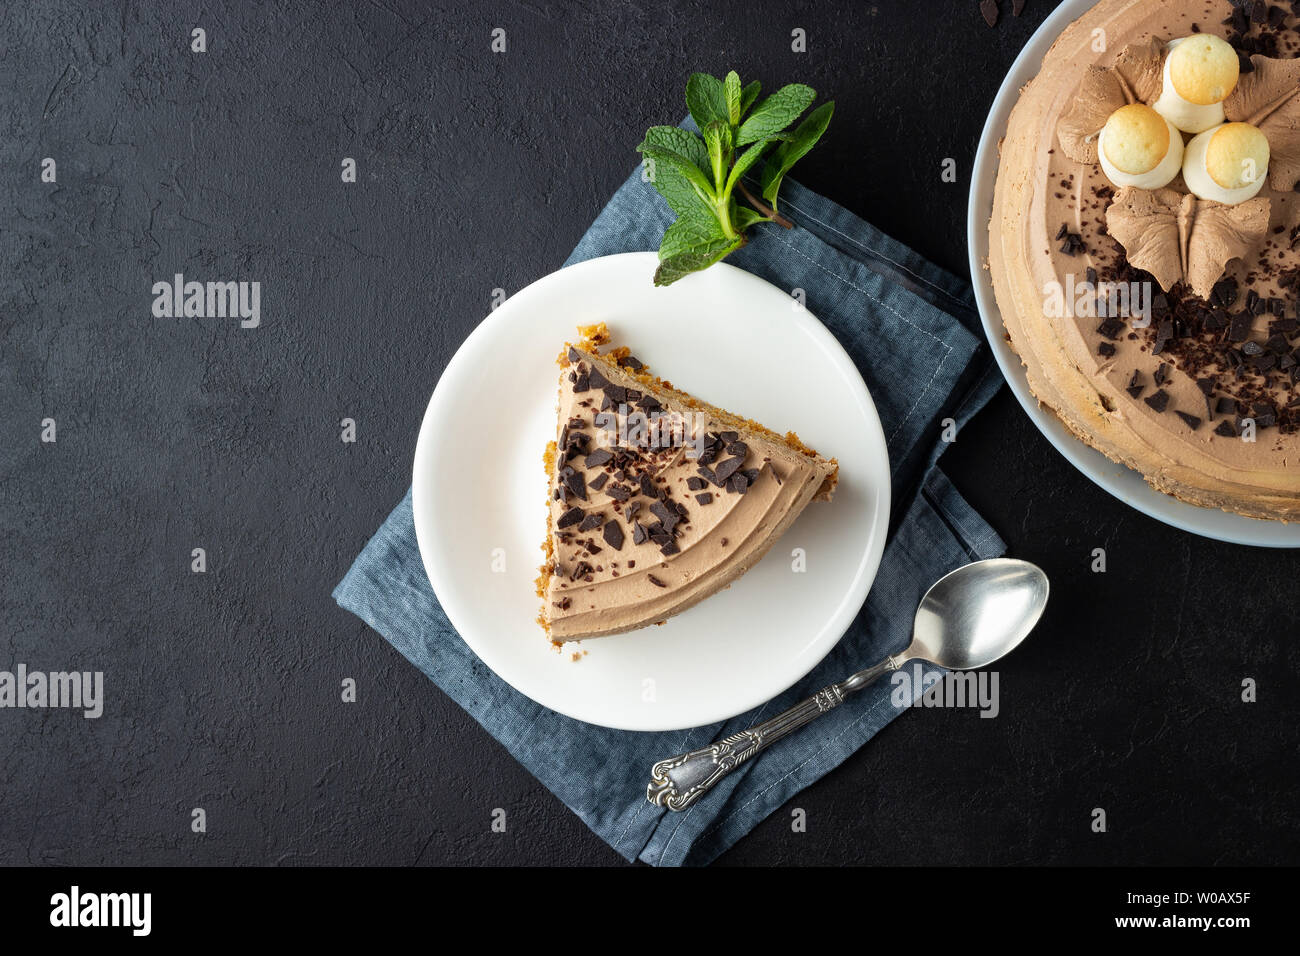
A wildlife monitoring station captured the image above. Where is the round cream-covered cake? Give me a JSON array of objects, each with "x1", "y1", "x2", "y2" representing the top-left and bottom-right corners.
[{"x1": 988, "y1": 0, "x2": 1300, "y2": 520}]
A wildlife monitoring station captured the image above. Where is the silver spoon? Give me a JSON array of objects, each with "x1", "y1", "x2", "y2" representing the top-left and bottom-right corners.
[{"x1": 646, "y1": 558, "x2": 1050, "y2": 811}]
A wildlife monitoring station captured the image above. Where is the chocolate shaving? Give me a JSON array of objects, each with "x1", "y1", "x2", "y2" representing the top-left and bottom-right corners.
[
  {"x1": 1152, "y1": 319, "x2": 1174, "y2": 355},
  {"x1": 1060, "y1": 232, "x2": 1086, "y2": 256},
  {"x1": 1144, "y1": 389, "x2": 1171, "y2": 413},
  {"x1": 649, "y1": 500, "x2": 680, "y2": 531},
  {"x1": 1097, "y1": 317, "x2": 1125, "y2": 340},
  {"x1": 1212, "y1": 279, "x2": 1239, "y2": 309},
  {"x1": 565, "y1": 470, "x2": 587, "y2": 501},
  {"x1": 1228, "y1": 314, "x2": 1253, "y2": 342},
  {"x1": 714, "y1": 455, "x2": 744, "y2": 483}
]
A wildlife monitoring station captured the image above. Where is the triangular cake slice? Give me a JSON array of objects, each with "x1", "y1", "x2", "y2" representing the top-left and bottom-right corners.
[{"x1": 537, "y1": 324, "x2": 838, "y2": 642}]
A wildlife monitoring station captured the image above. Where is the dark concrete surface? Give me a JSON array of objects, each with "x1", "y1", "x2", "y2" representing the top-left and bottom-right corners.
[{"x1": 1, "y1": 0, "x2": 1296, "y2": 866}]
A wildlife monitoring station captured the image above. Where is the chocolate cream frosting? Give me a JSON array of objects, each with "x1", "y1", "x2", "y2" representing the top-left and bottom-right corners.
[{"x1": 987, "y1": 0, "x2": 1300, "y2": 521}]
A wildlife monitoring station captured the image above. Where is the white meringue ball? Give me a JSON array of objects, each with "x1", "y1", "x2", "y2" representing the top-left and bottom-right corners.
[
  {"x1": 1098, "y1": 104, "x2": 1184, "y2": 189},
  {"x1": 1152, "y1": 35, "x2": 1239, "y2": 134},
  {"x1": 1182, "y1": 122, "x2": 1269, "y2": 204}
]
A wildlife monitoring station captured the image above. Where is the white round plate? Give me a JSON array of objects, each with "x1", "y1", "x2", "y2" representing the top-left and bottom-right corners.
[
  {"x1": 968, "y1": 0, "x2": 1300, "y2": 548},
  {"x1": 412, "y1": 252, "x2": 891, "y2": 731}
]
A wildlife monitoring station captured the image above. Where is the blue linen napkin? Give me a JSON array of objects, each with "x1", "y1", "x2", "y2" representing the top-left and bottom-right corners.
[{"x1": 333, "y1": 169, "x2": 1006, "y2": 866}]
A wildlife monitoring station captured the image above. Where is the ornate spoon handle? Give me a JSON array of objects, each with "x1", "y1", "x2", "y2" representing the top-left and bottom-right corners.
[{"x1": 646, "y1": 655, "x2": 902, "y2": 811}]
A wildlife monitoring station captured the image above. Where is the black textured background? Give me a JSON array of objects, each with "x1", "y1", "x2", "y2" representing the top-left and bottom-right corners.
[{"x1": 1, "y1": 0, "x2": 1296, "y2": 867}]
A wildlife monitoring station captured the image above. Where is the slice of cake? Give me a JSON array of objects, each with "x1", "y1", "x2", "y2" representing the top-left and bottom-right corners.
[{"x1": 536, "y1": 324, "x2": 838, "y2": 642}]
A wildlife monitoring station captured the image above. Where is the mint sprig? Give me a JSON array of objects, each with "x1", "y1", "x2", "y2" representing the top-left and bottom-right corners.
[{"x1": 637, "y1": 70, "x2": 833, "y2": 286}]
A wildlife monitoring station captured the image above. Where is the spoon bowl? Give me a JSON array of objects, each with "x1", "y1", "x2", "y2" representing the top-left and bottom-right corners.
[{"x1": 905, "y1": 558, "x2": 1050, "y2": 670}]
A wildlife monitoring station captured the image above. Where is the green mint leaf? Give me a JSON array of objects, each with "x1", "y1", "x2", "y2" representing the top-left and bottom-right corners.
[
  {"x1": 702, "y1": 121, "x2": 732, "y2": 189},
  {"x1": 640, "y1": 146, "x2": 715, "y2": 197},
  {"x1": 654, "y1": 236, "x2": 744, "y2": 286},
  {"x1": 723, "y1": 71, "x2": 743, "y2": 126},
  {"x1": 639, "y1": 131, "x2": 715, "y2": 221},
  {"x1": 659, "y1": 214, "x2": 728, "y2": 261},
  {"x1": 639, "y1": 125, "x2": 710, "y2": 173},
  {"x1": 733, "y1": 206, "x2": 768, "y2": 232},
  {"x1": 725, "y1": 136, "x2": 777, "y2": 195},
  {"x1": 684, "y1": 73, "x2": 729, "y2": 130},
  {"x1": 643, "y1": 160, "x2": 715, "y2": 224},
  {"x1": 736, "y1": 83, "x2": 816, "y2": 146},
  {"x1": 739, "y1": 80, "x2": 761, "y2": 118},
  {"x1": 638, "y1": 126, "x2": 715, "y2": 198},
  {"x1": 760, "y1": 100, "x2": 834, "y2": 208}
]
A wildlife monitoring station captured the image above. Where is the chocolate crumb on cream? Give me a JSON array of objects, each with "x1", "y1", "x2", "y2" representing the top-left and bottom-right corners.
[{"x1": 535, "y1": 323, "x2": 838, "y2": 641}]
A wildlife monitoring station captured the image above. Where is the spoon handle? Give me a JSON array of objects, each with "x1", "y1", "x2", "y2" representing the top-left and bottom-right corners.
[{"x1": 646, "y1": 656, "x2": 900, "y2": 811}]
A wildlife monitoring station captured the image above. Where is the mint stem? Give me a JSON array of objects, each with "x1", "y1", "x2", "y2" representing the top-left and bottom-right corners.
[
  {"x1": 715, "y1": 198, "x2": 738, "y2": 239},
  {"x1": 737, "y1": 181, "x2": 793, "y2": 229}
]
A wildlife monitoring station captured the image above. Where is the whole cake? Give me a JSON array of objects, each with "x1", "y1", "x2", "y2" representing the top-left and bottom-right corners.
[
  {"x1": 988, "y1": 0, "x2": 1300, "y2": 520},
  {"x1": 536, "y1": 324, "x2": 838, "y2": 641}
]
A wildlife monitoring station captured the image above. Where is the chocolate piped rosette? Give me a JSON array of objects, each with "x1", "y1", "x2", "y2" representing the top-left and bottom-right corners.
[{"x1": 988, "y1": 0, "x2": 1300, "y2": 521}]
